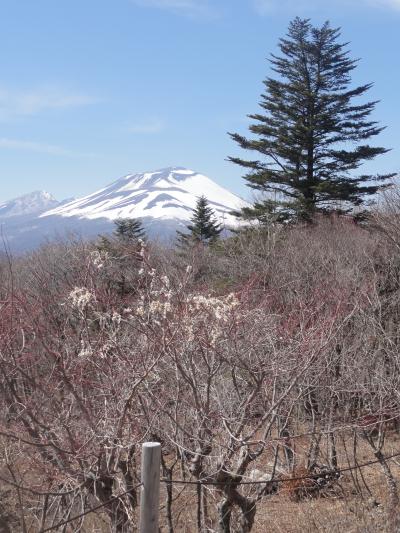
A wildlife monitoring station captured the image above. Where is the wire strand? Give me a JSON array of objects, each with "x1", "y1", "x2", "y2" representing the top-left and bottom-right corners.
[
  {"x1": 160, "y1": 450, "x2": 400, "y2": 486},
  {"x1": 25, "y1": 450, "x2": 400, "y2": 530},
  {"x1": 39, "y1": 483, "x2": 142, "y2": 533}
]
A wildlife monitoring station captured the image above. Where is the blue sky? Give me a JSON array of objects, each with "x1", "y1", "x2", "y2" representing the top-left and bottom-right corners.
[{"x1": 0, "y1": 0, "x2": 399, "y2": 203}]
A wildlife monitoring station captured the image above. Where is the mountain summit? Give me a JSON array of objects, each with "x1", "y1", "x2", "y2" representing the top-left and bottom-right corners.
[
  {"x1": 0, "y1": 190, "x2": 59, "y2": 219},
  {"x1": 0, "y1": 167, "x2": 248, "y2": 252},
  {"x1": 41, "y1": 167, "x2": 247, "y2": 228}
]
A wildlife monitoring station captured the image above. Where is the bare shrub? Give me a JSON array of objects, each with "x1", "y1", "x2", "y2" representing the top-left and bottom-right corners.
[{"x1": 0, "y1": 217, "x2": 399, "y2": 531}]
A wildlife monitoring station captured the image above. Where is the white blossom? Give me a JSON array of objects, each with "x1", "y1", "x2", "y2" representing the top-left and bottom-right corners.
[
  {"x1": 138, "y1": 239, "x2": 146, "y2": 258},
  {"x1": 189, "y1": 293, "x2": 239, "y2": 322},
  {"x1": 161, "y1": 275, "x2": 170, "y2": 289},
  {"x1": 90, "y1": 250, "x2": 109, "y2": 269},
  {"x1": 136, "y1": 306, "x2": 146, "y2": 317},
  {"x1": 111, "y1": 312, "x2": 122, "y2": 325},
  {"x1": 149, "y1": 300, "x2": 171, "y2": 318},
  {"x1": 68, "y1": 287, "x2": 95, "y2": 311},
  {"x1": 78, "y1": 340, "x2": 93, "y2": 358}
]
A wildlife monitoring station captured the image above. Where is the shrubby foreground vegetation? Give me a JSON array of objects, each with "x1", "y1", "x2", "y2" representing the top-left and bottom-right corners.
[{"x1": 1, "y1": 189, "x2": 400, "y2": 532}]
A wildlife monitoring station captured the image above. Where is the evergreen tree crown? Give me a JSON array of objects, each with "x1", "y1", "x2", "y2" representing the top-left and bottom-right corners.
[
  {"x1": 229, "y1": 17, "x2": 394, "y2": 221},
  {"x1": 114, "y1": 218, "x2": 146, "y2": 242},
  {"x1": 177, "y1": 195, "x2": 222, "y2": 247}
]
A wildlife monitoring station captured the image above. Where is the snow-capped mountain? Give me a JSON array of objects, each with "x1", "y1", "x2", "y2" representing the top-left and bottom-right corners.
[
  {"x1": 0, "y1": 190, "x2": 59, "y2": 218},
  {"x1": 41, "y1": 167, "x2": 247, "y2": 228},
  {"x1": 0, "y1": 167, "x2": 248, "y2": 252}
]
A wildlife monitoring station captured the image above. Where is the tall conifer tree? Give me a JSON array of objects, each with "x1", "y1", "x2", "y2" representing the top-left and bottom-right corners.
[{"x1": 229, "y1": 18, "x2": 394, "y2": 221}]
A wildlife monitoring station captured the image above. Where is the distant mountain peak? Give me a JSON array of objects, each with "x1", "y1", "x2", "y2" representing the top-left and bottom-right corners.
[
  {"x1": 1, "y1": 167, "x2": 248, "y2": 252},
  {"x1": 42, "y1": 167, "x2": 248, "y2": 226},
  {"x1": 0, "y1": 190, "x2": 59, "y2": 219}
]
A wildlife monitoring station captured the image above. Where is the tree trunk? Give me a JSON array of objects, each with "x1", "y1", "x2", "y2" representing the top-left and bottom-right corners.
[
  {"x1": 236, "y1": 495, "x2": 256, "y2": 533},
  {"x1": 218, "y1": 498, "x2": 232, "y2": 533},
  {"x1": 375, "y1": 450, "x2": 400, "y2": 532}
]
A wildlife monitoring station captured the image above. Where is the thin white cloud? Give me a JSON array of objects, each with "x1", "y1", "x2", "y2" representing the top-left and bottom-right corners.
[
  {"x1": 131, "y1": 0, "x2": 215, "y2": 17},
  {"x1": 0, "y1": 138, "x2": 95, "y2": 157},
  {"x1": 254, "y1": 0, "x2": 400, "y2": 14},
  {"x1": 0, "y1": 86, "x2": 97, "y2": 121},
  {"x1": 371, "y1": 0, "x2": 400, "y2": 8},
  {"x1": 128, "y1": 119, "x2": 165, "y2": 134}
]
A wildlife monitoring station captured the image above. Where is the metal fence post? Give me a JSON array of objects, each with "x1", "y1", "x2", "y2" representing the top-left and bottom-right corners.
[{"x1": 139, "y1": 442, "x2": 161, "y2": 533}]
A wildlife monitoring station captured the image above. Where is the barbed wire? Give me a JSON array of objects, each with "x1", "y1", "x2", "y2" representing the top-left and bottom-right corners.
[{"x1": 160, "y1": 450, "x2": 400, "y2": 486}]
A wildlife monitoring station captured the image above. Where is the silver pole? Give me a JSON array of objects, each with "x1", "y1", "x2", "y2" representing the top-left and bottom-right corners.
[{"x1": 139, "y1": 442, "x2": 161, "y2": 533}]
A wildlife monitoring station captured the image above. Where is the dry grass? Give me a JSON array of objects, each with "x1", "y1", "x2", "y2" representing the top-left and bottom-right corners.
[{"x1": 153, "y1": 432, "x2": 400, "y2": 532}]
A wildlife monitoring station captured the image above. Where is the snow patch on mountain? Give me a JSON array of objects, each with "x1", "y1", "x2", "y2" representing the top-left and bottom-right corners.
[
  {"x1": 0, "y1": 190, "x2": 59, "y2": 218},
  {"x1": 41, "y1": 167, "x2": 247, "y2": 228}
]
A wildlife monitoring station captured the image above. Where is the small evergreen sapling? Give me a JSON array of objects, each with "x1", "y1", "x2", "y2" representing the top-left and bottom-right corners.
[
  {"x1": 114, "y1": 218, "x2": 146, "y2": 242},
  {"x1": 177, "y1": 195, "x2": 222, "y2": 246},
  {"x1": 97, "y1": 218, "x2": 145, "y2": 255}
]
